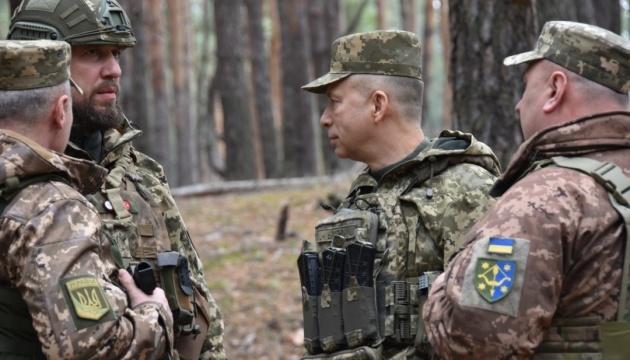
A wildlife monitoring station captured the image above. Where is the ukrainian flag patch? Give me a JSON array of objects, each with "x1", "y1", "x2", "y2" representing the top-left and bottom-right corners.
[{"x1": 487, "y1": 237, "x2": 515, "y2": 255}]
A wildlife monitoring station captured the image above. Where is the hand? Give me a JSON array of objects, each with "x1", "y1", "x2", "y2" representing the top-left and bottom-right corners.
[{"x1": 118, "y1": 270, "x2": 172, "y2": 320}]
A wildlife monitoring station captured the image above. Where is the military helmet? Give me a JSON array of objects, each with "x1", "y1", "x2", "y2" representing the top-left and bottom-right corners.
[{"x1": 7, "y1": 0, "x2": 136, "y2": 47}]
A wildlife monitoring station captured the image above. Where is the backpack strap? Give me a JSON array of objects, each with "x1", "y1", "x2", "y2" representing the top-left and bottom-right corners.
[
  {"x1": 0, "y1": 173, "x2": 71, "y2": 215},
  {"x1": 544, "y1": 156, "x2": 630, "y2": 322}
]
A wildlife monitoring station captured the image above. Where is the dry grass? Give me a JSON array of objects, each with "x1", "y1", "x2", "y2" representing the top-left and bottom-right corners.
[{"x1": 176, "y1": 177, "x2": 352, "y2": 359}]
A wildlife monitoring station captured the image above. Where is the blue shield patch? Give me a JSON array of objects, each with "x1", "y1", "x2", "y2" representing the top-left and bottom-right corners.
[{"x1": 474, "y1": 258, "x2": 516, "y2": 303}]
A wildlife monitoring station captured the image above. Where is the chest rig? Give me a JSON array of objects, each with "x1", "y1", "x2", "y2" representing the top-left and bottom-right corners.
[
  {"x1": 88, "y1": 145, "x2": 199, "y2": 341},
  {"x1": 299, "y1": 152, "x2": 489, "y2": 359},
  {"x1": 532, "y1": 156, "x2": 630, "y2": 360}
]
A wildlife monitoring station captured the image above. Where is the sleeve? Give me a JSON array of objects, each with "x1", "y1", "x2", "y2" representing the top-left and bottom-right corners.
[
  {"x1": 422, "y1": 167, "x2": 606, "y2": 359},
  {"x1": 135, "y1": 151, "x2": 227, "y2": 359},
  {"x1": 404, "y1": 163, "x2": 497, "y2": 270},
  {"x1": 9, "y1": 195, "x2": 173, "y2": 360}
]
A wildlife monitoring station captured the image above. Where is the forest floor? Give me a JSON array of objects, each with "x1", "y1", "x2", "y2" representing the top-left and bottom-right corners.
[{"x1": 176, "y1": 175, "x2": 354, "y2": 360}]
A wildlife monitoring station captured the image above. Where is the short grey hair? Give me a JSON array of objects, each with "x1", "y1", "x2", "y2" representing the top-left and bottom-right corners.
[
  {"x1": 350, "y1": 74, "x2": 424, "y2": 122},
  {"x1": 0, "y1": 81, "x2": 71, "y2": 125}
]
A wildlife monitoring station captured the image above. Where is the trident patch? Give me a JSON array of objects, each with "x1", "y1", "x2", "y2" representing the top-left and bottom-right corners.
[
  {"x1": 62, "y1": 275, "x2": 111, "y2": 320},
  {"x1": 474, "y1": 258, "x2": 515, "y2": 303}
]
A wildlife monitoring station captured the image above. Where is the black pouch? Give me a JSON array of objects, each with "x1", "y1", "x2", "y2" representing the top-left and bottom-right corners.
[
  {"x1": 318, "y1": 244, "x2": 347, "y2": 352},
  {"x1": 342, "y1": 241, "x2": 379, "y2": 348},
  {"x1": 298, "y1": 242, "x2": 323, "y2": 354}
]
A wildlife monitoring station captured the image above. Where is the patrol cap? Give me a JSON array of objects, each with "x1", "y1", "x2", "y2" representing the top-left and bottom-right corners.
[
  {"x1": 302, "y1": 30, "x2": 423, "y2": 94},
  {"x1": 504, "y1": 21, "x2": 630, "y2": 94},
  {"x1": 0, "y1": 40, "x2": 83, "y2": 94}
]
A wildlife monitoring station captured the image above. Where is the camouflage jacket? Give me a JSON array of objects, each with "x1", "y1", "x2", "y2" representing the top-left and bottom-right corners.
[
  {"x1": 65, "y1": 120, "x2": 226, "y2": 359},
  {"x1": 321, "y1": 130, "x2": 500, "y2": 359},
  {"x1": 423, "y1": 112, "x2": 630, "y2": 359},
  {"x1": 0, "y1": 130, "x2": 173, "y2": 359}
]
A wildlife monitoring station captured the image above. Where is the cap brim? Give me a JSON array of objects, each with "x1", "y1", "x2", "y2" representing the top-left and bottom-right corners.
[
  {"x1": 503, "y1": 50, "x2": 544, "y2": 66},
  {"x1": 69, "y1": 77, "x2": 83, "y2": 95},
  {"x1": 302, "y1": 72, "x2": 352, "y2": 94}
]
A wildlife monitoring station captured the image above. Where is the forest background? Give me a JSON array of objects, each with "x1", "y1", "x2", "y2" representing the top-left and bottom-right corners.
[
  {"x1": 0, "y1": 1, "x2": 629, "y2": 359},
  {"x1": 1, "y1": 0, "x2": 629, "y2": 187}
]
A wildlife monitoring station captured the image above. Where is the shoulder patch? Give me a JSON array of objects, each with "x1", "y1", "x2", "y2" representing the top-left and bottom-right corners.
[
  {"x1": 460, "y1": 237, "x2": 530, "y2": 316},
  {"x1": 474, "y1": 258, "x2": 515, "y2": 302},
  {"x1": 60, "y1": 275, "x2": 116, "y2": 330}
]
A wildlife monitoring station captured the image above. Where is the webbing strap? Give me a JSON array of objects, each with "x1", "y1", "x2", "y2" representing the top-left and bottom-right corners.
[
  {"x1": 0, "y1": 174, "x2": 70, "y2": 215},
  {"x1": 103, "y1": 187, "x2": 132, "y2": 220},
  {"x1": 548, "y1": 156, "x2": 630, "y2": 322}
]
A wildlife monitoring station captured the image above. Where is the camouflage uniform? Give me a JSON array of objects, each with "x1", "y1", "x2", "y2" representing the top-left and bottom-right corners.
[
  {"x1": 8, "y1": 1, "x2": 226, "y2": 358},
  {"x1": 301, "y1": 30, "x2": 501, "y2": 359},
  {"x1": 65, "y1": 121, "x2": 226, "y2": 359},
  {"x1": 423, "y1": 21, "x2": 630, "y2": 359},
  {"x1": 0, "y1": 40, "x2": 173, "y2": 359}
]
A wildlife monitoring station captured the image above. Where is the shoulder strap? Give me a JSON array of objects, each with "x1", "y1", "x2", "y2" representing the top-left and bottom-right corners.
[
  {"x1": 545, "y1": 156, "x2": 630, "y2": 322},
  {"x1": 0, "y1": 173, "x2": 71, "y2": 215}
]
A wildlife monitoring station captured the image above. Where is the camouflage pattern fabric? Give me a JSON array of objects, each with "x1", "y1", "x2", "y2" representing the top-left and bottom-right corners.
[
  {"x1": 8, "y1": 0, "x2": 136, "y2": 47},
  {"x1": 302, "y1": 30, "x2": 422, "y2": 94},
  {"x1": 0, "y1": 39, "x2": 80, "y2": 91},
  {"x1": 0, "y1": 130, "x2": 173, "y2": 359},
  {"x1": 65, "y1": 119, "x2": 226, "y2": 359},
  {"x1": 423, "y1": 112, "x2": 630, "y2": 359},
  {"x1": 504, "y1": 21, "x2": 630, "y2": 94},
  {"x1": 323, "y1": 131, "x2": 500, "y2": 359}
]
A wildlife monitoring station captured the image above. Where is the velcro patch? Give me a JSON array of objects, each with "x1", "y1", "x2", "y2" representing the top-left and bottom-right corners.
[
  {"x1": 60, "y1": 275, "x2": 116, "y2": 330},
  {"x1": 460, "y1": 237, "x2": 530, "y2": 317}
]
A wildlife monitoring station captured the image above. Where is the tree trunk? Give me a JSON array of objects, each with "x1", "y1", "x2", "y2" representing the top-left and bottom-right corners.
[
  {"x1": 439, "y1": 0, "x2": 452, "y2": 130},
  {"x1": 376, "y1": 0, "x2": 387, "y2": 29},
  {"x1": 308, "y1": 0, "x2": 347, "y2": 175},
  {"x1": 422, "y1": 0, "x2": 434, "y2": 132},
  {"x1": 278, "y1": 0, "x2": 318, "y2": 177},
  {"x1": 245, "y1": 0, "x2": 281, "y2": 179},
  {"x1": 214, "y1": 0, "x2": 259, "y2": 180},
  {"x1": 400, "y1": 0, "x2": 417, "y2": 33},
  {"x1": 197, "y1": 0, "x2": 220, "y2": 181},
  {"x1": 537, "y1": 0, "x2": 621, "y2": 33},
  {"x1": 147, "y1": 0, "x2": 174, "y2": 179},
  {"x1": 167, "y1": 0, "x2": 198, "y2": 185},
  {"x1": 120, "y1": 0, "x2": 150, "y2": 154},
  {"x1": 448, "y1": 0, "x2": 537, "y2": 167},
  {"x1": 593, "y1": 0, "x2": 621, "y2": 33}
]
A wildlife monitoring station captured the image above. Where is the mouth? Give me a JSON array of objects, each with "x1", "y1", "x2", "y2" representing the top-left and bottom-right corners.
[{"x1": 94, "y1": 83, "x2": 119, "y2": 101}]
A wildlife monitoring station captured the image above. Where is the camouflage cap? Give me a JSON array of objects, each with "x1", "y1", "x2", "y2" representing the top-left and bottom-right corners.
[
  {"x1": 504, "y1": 21, "x2": 630, "y2": 94},
  {"x1": 302, "y1": 30, "x2": 423, "y2": 94},
  {"x1": 0, "y1": 40, "x2": 82, "y2": 94}
]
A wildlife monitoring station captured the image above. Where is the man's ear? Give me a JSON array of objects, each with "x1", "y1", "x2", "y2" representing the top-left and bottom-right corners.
[
  {"x1": 371, "y1": 90, "x2": 389, "y2": 123},
  {"x1": 51, "y1": 94, "x2": 70, "y2": 130},
  {"x1": 543, "y1": 71, "x2": 568, "y2": 113}
]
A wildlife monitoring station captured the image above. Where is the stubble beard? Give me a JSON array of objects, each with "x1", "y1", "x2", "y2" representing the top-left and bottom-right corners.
[{"x1": 72, "y1": 95, "x2": 125, "y2": 134}]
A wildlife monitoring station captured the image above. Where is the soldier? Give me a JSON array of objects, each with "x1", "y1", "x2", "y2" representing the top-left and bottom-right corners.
[
  {"x1": 0, "y1": 39, "x2": 173, "y2": 359},
  {"x1": 298, "y1": 30, "x2": 501, "y2": 359},
  {"x1": 423, "y1": 21, "x2": 630, "y2": 359},
  {"x1": 7, "y1": 1, "x2": 225, "y2": 359}
]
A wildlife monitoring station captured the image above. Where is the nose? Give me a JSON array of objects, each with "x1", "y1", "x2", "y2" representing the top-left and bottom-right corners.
[
  {"x1": 514, "y1": 99, "x2": 522, "y2": 115},
  {"x1": 102, "y1": 52, "x2": 122, "y2": 80},
  {"x1": 320, "y1": 106, "x2": 332, "y2": 128}
]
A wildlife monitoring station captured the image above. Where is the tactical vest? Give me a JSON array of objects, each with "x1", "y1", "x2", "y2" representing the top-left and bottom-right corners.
[
  {"x1": 532, "y1": 156, "x2": 630, "y2": 360},
  {"x1": 299, "y1": 148, "x2": 497, "y2": 359},
  {"x1": 90, "y1": 148, "x2": 209, "y2": 360},
  {"x1": 0, "y1": 174, "x2": 70, "y2": 360}
]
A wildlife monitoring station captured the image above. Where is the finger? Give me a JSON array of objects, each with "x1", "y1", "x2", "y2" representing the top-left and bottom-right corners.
[{"x1": 118, "y1": 268, "x2": 133, "y2": 286}]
